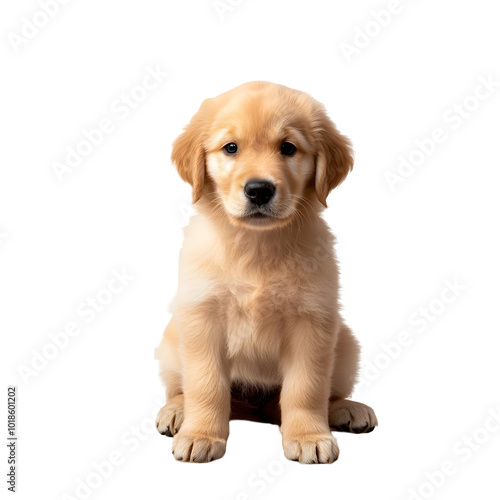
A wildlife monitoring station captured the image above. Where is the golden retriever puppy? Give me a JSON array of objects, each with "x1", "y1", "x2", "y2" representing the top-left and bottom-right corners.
[{"x1": 156, "y1": 81, "x2": 377, "y2": 464}]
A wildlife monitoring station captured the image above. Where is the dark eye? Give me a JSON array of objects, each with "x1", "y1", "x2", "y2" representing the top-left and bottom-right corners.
[
  {"x1": 281, "y1": 142, "x2": 296, "y2": 156},
  {"x1": 223, "y1": 142, "x2": 238, "y2": 155}
]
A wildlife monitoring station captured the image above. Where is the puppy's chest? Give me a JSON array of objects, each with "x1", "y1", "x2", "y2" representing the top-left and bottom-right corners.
[
  {"x1": 226, "y1": 275, "x2": 302, "y2": 316},
  {"x1": 223, "y1": 276, "x2": 303, "y2": 358}
]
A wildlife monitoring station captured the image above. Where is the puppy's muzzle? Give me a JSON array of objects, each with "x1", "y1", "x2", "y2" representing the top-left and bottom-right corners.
[{"x1": 244, "y1": 179, "x2": 276, "y2": 206}]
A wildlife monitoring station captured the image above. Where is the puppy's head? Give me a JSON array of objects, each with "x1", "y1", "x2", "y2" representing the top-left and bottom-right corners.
[{"x1": 172, "y1": 81, "x2": 353, "y2": 229}]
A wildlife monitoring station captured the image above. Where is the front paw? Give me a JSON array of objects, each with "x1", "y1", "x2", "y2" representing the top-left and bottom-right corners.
[
  {"x1": 172, "y1": 432, "x2": 226, "y2": 463},
  {"x1": 283, "y1": 432, "x2": 339, "y2": 464}
]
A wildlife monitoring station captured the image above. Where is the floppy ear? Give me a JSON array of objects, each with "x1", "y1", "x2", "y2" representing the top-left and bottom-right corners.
[
  {"x1": 313, "y1": 106, "x2": 354, "y2": 207},
  {"x1": 171, "y1": 102, "x2": 210, "y2": 204}
]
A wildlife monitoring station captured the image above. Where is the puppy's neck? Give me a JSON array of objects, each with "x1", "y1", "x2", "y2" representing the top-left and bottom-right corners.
[{"x1": 195, "y1": 193, "x2": 327, "y2": 260}]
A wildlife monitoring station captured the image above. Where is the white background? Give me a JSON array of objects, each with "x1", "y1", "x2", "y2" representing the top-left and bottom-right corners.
[{"x1": 1, "y1": 0, "x2": 500, "y2": 499}]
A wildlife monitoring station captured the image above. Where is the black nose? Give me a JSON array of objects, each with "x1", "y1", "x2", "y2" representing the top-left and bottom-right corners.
[{"x1": 244, "y1": 180, "x2": 276, "y2": 206}]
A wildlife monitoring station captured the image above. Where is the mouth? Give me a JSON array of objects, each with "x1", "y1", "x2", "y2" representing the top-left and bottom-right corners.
[
  {"x1": 229, "y1": 209, "x2": 294, "y2": 230},
  {"x1": 246, "y1": 212, "x2": 268, "y2": 219},
  {"x1": 235, "y1": 206, "x2": 292, "y2": 228},
  {"x1": 241, "y1": 211, "x2": 275, "y2": 224},
  {"x1": 226, "y1": 200, "x2": 295, "y2": 229}
]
